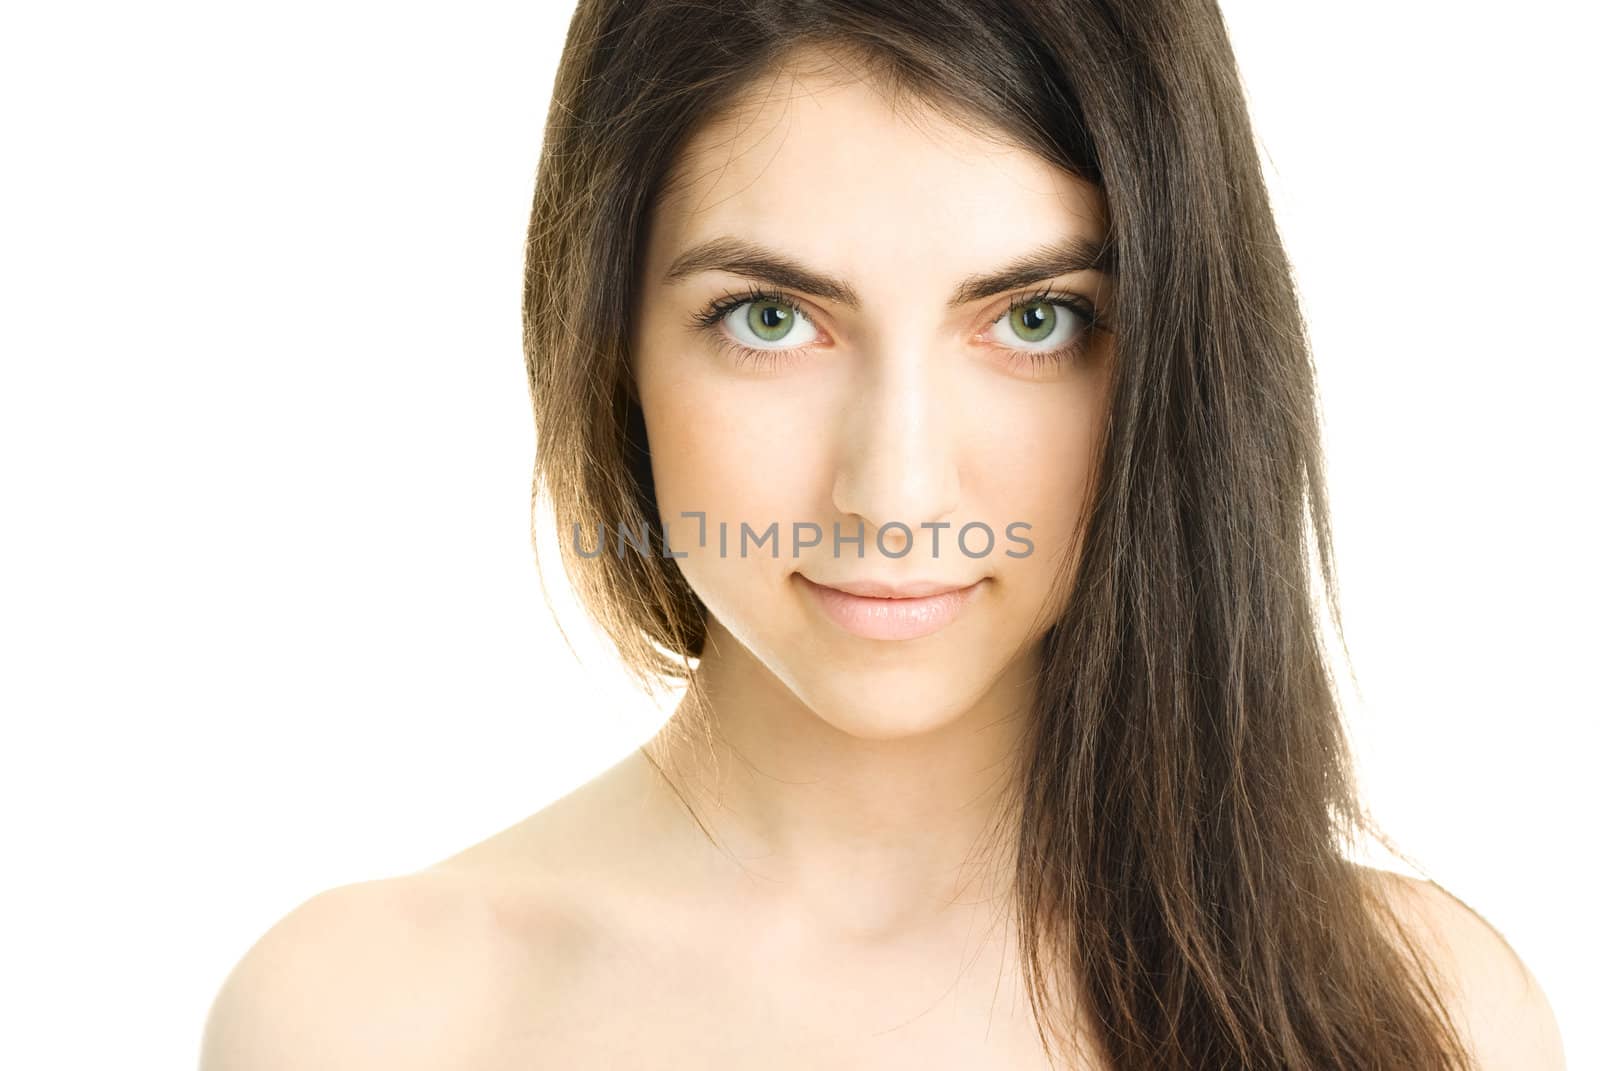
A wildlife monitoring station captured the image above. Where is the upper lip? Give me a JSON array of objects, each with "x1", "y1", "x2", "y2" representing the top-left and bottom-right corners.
[{"x1": 806, "y1": 576, "x2": 982, "y2": 599}]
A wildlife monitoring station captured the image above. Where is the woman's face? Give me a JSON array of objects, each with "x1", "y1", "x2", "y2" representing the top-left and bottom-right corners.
[{"x1": 632, "y1": 56, "x2": 1115, "y2": 740}]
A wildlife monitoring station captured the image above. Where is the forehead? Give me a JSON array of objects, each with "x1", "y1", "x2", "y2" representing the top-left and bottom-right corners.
[{"x1": 644, "y1": 55, "x2": 1107, "y2": 288}]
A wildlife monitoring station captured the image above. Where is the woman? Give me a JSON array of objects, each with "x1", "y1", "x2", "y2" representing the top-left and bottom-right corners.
[{"x1": 201, "y1": 1, "x2": 1563, "y2": 1067}]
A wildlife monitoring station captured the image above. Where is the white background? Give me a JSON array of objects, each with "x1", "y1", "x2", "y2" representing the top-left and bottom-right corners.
[{"x1": 2, "y1": 1, "x2": 1595, "y2": 1067}]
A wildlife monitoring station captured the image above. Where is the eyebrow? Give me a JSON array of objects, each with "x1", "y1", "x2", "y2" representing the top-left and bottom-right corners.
[{"x1": 662, "y1": 233, "x2": 1116, "y2": 311}]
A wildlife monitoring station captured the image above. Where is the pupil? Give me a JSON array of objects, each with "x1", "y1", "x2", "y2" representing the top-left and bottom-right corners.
[
  {"x1": 761, "y1": 305, "x2": 786, "y2": 328},
  {"x1": 1022, "y1": 306, "x2": 1044, "y2": 329}
]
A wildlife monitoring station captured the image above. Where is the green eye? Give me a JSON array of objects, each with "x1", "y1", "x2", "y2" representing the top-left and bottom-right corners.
[
  {"x1": 1008, "y1": 302, "x2": 1056, "y2": 344},
  {"x1": 745, "y1": 299, "x2": 796, "y2": 342},
  {"x1": 692, "y1": 288, "x2": 822, "y2": 370}
]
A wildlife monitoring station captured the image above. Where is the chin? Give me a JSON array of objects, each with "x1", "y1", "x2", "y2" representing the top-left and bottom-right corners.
[{"x1": 789, "y1": 665, "x2": 995, "y2": 741}]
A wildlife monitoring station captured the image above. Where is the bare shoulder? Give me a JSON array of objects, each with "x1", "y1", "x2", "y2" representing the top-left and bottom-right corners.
[
  {"x1": 200, "y1": 751, "x2": 687, "y2": 1069},
  {"x1": 1361, "y1": 866, "x2": 1565, "y2": 1070},
  {"x1": 198, "y1": 870, "x2": 547, "y2": 1071}
]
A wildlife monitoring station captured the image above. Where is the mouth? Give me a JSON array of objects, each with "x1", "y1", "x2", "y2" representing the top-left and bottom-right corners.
[{"x1": 795, "y1": 574, "x2": 985, "y2": 641}]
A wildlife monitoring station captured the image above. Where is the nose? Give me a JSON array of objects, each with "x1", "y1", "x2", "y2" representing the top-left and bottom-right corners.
[{"x1": 830, "y1": 348, "x2": 962, "y2": 550}]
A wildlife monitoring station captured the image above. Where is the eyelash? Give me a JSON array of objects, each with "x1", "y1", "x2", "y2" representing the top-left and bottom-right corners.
[{"x1": 687, "y1": 284, "x2": 1108, "y2": 373}]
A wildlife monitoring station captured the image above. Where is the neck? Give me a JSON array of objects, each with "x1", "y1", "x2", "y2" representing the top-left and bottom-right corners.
[{"x1": 645, "y1": 617, "x2": 1040, "y2": 943}]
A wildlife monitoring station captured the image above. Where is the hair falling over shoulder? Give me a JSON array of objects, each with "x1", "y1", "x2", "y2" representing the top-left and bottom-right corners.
[{"x1": 521, "y1": 1, "x2": 1475, "y2": 1067}]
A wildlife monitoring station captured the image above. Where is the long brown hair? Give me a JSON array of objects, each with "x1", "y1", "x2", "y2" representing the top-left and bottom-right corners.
[{"x1": 522, "y1": 1, "x2": 1471, "y2": 1066}]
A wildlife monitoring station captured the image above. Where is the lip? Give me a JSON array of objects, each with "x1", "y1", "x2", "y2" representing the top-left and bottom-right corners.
[
  {"x1": 820, "y1": 577, "x2": 977, "y2": 598},
  {"x1": 797, "y1": 574, "x2": 984, "y2": 641}
]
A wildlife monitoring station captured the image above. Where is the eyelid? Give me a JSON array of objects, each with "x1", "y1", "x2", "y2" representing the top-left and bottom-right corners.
[
  {"x1": 694, "y1": 286, "x2": 830, "y2": 342},
  {"x1": 765, "y1": 293, "x2": 829, "y2": 342},
  {"x1": 980, "y1": 288, "x2": 1100, "y2": 340}
]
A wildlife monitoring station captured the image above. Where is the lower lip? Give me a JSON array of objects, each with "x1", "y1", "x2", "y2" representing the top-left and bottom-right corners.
[{"x1": 798, "y1": 575, "x2": 983, "y2": 641}]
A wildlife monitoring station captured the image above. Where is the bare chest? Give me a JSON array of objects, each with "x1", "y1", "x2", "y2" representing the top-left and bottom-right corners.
[{"x1": 468, "y1": 920, "x2": 1094, "y2": 1070}]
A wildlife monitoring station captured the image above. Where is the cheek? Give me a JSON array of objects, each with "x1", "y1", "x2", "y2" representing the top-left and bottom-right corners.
[
  {"x1": 641, "y1": 393, "x2": 821, "y2": 655},
  {"x1": 644, "y1": 382, "x2": 814, "y2": 524},
  {"x1": 978, "y1": 388, "x2": 1103, "y2": 608},
  {"x1": 638, "y1": 378, "x2": 824, "y2": 627}
]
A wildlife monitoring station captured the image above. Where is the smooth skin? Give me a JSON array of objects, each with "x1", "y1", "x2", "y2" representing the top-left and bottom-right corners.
[{"x1": 200, "y1": 49, "x2": 1564, "y2": 1070}]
